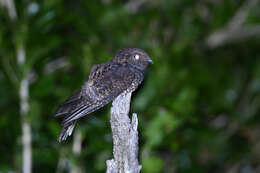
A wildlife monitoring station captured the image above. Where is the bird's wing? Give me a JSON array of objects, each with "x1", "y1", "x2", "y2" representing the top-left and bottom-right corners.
[
  {"x1": 54, "y1": 63, "x2": 110, "y2": 118},
  {"x1": 61, "y1": 63, "x2": 137, "y2": 125},
  {"x1": 54, "y1": 90, "x2": 83, "y2": 117}
]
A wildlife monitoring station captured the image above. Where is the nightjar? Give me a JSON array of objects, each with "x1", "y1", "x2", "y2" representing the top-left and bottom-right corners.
[{"x1": 54, "y1": 47, "x2": 153, "y2": 142}]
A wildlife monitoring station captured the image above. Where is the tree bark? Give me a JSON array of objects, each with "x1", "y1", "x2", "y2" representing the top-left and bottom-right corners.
[
  {"x1": 106, "y1": 92, "x2": 142, "y2": 173},
  {"x1": 0, "y1": 1, "x2": 32, "y2": 172},
  {"x1": 70, "y1": 129, "x2": 83, "y2": 173},
  {"x1": 18, "y1": 45, "x2": 32, "y2": 173}
]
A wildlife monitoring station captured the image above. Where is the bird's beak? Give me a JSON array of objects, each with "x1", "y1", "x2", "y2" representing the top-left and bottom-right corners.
[{"x1": 148, "y1": 59, "x2": 154, "y2": 64}]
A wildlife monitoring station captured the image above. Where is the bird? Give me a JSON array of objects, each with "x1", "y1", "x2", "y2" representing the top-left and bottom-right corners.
[{"x1": 54, "y1": 47, "x2": 153, "y2": 142}]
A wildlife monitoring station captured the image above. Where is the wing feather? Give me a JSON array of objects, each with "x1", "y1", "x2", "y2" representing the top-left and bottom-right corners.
[
  {"x1": 62, "y1": 101, "x2": 105, "y2": 124},
  {"x1": 55, "y1": 62, "x2": 140, "y2": 141},
  {"x1": 54, "y1": 90, "x2": 82, "y2": 117},
  {"x1": 60, "y1": 63, "x2": 136, "y2": 124}
]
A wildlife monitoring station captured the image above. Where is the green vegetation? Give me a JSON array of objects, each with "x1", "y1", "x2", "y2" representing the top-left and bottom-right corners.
[{"x1": 0, "y1": 0, "x2": 260, "y2": 172}]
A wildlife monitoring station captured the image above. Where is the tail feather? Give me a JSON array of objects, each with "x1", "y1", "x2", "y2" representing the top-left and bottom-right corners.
[
  {"x1": 54, "y1": 90, "x2": 82, "y2": 117},
  {"x1": 58, "y1": 121, "x2": 76, "y2": 142},
  {"x1": 55, "y1": 104, "x2": 78, "y2": 117}
]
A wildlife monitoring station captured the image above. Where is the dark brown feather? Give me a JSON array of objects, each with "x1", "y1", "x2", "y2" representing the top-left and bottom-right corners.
[{"x1": 54, "y1": 47, "x2": 152, "y2": 142}]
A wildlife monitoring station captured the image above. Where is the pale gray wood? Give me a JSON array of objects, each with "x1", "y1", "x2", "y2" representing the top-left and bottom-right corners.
[{"x1": 106, "y1": 92, "x2": 142, "y2": 173}]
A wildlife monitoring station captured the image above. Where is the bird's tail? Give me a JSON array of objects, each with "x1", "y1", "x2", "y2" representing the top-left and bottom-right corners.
[{"x1": 58, "y1": 121, "x2": 76, "y2": 142}]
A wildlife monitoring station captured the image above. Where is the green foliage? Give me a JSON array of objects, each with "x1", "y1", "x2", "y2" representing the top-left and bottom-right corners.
[
  {"x1": 143, "y1": 156, "x2": 164, "y2": 173},
  {"x1": 1, "y1": 0, "x2": 260, "y2": 172}
]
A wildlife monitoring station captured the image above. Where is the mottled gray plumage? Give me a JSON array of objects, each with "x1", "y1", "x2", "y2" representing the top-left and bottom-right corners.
[{"x1": 54, "y1": 47, "x2": 153, "y2": 142}]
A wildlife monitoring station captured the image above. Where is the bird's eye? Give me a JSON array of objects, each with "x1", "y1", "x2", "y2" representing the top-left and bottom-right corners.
[{"x1": 135, "y1": 54, "x2": 140, "y2": 60}]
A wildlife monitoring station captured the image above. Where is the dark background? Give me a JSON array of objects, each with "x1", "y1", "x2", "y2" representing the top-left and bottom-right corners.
[{"x1": 1, "y1": 0, "x2": 260, "y2": 172}]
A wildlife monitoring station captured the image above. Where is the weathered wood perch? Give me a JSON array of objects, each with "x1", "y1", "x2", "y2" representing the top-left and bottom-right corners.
[{"x1": 106, "y1": 92, "x2": 142, "y2": 173}]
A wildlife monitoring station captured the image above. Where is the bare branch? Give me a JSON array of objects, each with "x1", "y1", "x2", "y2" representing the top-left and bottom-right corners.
[
  {"x1": 0, "y1": 0, "x2": 17, "y2": 20},
  {"x1": 125, "y1": 0, "x2": 146, "y2": 13},
  {"x1": 206, "y1": 25, "x2": 260, "y2": 48},
  {"x1": 56, "y1": 155, "x2": 68, "y2": 173},
  {"x1": 17, "y1": 46, "x2": 32, "y2": 173},
  {"x1": 106, "y1": 92, "x2": 142, "y2": 173},
  {"x1": 206, "y1": 0, "x2": 259, "y2": 48},
  {"x1": 43, "y1": 57, "x2": 69, "y2": 74},
  {"x1": 70, "y1": 129, "x2": 83, "y2": 173},
  {"x1": 227, "y1": 0, "x2": 258, "y2": 30},
  {"x1": 72, "y1": 129, "x2": 82, "y2": 156},
  {"x1": 22, "y1": 122, "x2": 32, "y2": 173},
  {"x1": 2, "y1": 0, "x2": 33, "y2": 172}
]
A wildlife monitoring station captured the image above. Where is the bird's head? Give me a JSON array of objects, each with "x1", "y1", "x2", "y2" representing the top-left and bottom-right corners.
[{"x1": 113, "y1": 47, "x2": 153, "y2": 71}]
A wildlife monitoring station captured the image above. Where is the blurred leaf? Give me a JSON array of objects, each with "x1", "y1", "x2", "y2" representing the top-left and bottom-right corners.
[{"x1": 142, "y1": 156, "x2": 163, "y2": 173}]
